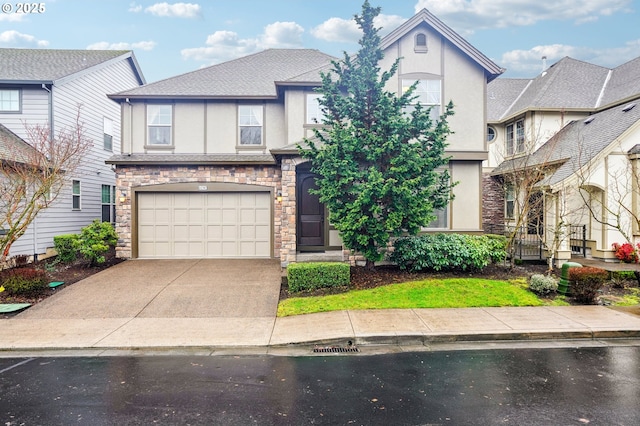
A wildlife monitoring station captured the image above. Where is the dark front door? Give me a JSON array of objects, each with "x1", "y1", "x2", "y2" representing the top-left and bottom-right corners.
[{"x1": 297, "y1": 172, "x2": 325, "y2": 248}]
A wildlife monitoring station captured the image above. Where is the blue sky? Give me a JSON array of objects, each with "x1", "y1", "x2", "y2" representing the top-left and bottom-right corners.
[{"x1": 1, "y1": 0, "x2": 638, "y2": 83}]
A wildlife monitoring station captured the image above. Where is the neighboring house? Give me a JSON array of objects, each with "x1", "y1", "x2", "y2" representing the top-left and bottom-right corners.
[
  {"x1": 486, "y1": 55, "x2": 640, "y2": 263},
  {"x1": 0, "y1": 48, "x2": 145, "y2": 259},
  {"x1": 107, "y1": 8, "x2": 503, "y2": 266}
]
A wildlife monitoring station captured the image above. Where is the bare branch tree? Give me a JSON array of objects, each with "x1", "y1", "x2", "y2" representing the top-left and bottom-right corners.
[{"x1": 0, "y1": 108, "x2": 92, "y2": 262}]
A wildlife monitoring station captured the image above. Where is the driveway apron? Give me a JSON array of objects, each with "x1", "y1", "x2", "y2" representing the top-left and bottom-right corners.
[{"x1": 16, "y1": 259, "x2": 282, "y2": 320}]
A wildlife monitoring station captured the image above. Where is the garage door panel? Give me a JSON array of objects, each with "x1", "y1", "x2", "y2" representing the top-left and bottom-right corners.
[{"x1": 138, "y1": 192, "x2": 271, "y2": 258}]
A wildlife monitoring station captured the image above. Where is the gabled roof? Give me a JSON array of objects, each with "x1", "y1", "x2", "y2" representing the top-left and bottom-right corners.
[
  {"x1": 0, "y1": 123, "x2": 37, "y2": 164},
  {"x1": 381, "y1": 8, "x2": 504, "y2": 82},
  {"x1": 489, "y1": 56, "x2": 640, "y2": 122},
  {"x1": 0, "y1": 48, "x2": 145, "y2": 85},
  {"x1": 110, "y1": 49, "x2": 336, "y2": 100},
  {"x1": 493, "y1": 102, "x2": 640, "y2": 187}
]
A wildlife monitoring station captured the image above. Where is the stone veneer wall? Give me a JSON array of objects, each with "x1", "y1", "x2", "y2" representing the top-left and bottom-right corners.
[
  {"x1": 114, "y1": 164, "x2": 292, "y2": 264},
  {"x1": 482, "y1": 172, "x2": 504, "y2": 231}
]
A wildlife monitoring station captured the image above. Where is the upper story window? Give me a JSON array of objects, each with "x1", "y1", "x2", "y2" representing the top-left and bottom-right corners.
[
  {"x1": 402, "y1": 79, "x2": 441, "y2": 122},
  {"x1": 414, "y1": 33, "x2": 428, "y2": 53},
  {"x1": 306, "y1": 94, "x2": 325, "y2": 124},
  {"x1": 238, "y1": 105, "x2": 263, "y2": 146},
  {"x1": 487, "y1": 126, "x2": 496, "y2": 142},
  {"x1": 0, "y1": 89, "x2": 20, "y2": 112},
  {"x1": 147, "y1": 104, "x2": 172, "y2": 146},
  {"x1": 103, "y1": 117, "x2": 113, "y2": 151},
  {"x1": 506, "y1": 119, "x2": 525, "y2": 156}
]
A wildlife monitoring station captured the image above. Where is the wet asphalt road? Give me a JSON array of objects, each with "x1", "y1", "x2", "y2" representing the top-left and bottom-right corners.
[{"x1": 1, "y1": 346, "x2": 639, "y2": 425}]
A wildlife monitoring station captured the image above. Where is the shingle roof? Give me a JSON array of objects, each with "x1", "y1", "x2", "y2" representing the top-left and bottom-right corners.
[
  {"x1": 110, "y1": 49, "x2": 337, "y2": 99},
  {"x1": 0, "y1": 48, "x2": 136, "y2": 83},
  {"x1": 489, "y1": 56, "x2": 640, "y2": 121},
  {"x1": 0, "y1": 123, "x2": 37, "y2": 164},
  {"x1": 106, "y1": 153, "x2": 276, "y2": 165},
  {"x1": 492, "y1": 102, "x2": 640, "y2": 187}
]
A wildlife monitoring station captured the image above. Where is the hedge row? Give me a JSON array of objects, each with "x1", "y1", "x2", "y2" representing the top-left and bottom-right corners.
[{"x1": 287, "y1": 262, "x2": 350, "y2": 293}]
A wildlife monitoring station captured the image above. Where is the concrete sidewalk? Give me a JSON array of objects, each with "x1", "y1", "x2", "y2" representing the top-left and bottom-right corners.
[
  {"x1": 1, "y1": 258, "x2": 640, "y2": 355},
  {"x1": 1, "y1": 305, "x2": 640, "y2": 354}
]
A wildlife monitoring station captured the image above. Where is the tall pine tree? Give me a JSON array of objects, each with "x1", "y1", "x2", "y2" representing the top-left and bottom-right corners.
[{"x1": 300, "y1": 1, "x2": 456, "y2": 269}]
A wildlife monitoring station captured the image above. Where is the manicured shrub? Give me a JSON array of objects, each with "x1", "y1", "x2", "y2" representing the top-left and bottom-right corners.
[
  {"x1": 54, "y1": 233, "x2": 80, "y2": 263},
  {"x1": 529, "y1": 274, "x2": 558, "y2": 295},
  {"x1": 287, "y1": 262, "x2": 350, "y2": 293},
  {"x1": 568, "y1": 266, "x2": 608, "y2": 303},
  {"x1": 389, "y1": 233, "x2": 507, "y2": 272},
  {"x1": 77, "y1": 220, "x2": 118, "y2": 265},
  {"x1": 0, "y1": 268, "x2": 48, "y2": 296}
]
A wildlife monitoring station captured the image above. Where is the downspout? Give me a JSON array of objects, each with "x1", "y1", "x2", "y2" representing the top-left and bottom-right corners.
[
  {"x1": 125, "y1": 98, "x2": 133, "y2": 155},
  {"x1": 34, "y1": 83, "x2": 54, "y2": 261}
]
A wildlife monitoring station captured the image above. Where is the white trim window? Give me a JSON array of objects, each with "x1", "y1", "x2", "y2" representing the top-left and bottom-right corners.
[
  {"x1": 72, "y1": 180, "x2": 81, "y2": 210},
  {"x1": 506, "y1": 119, "x2": 525, "y2": 155},
  {"x1": 402, "y1": 79, "x2": 441, "y2": 121},
  {"x1": 238, "y1": 105, "x2": 263, "y2": 146},
  {"x1": 147, "y1": 105, "x2": 172, "y2": 146},
  {"x1": 425, "y1": 206, "x2": 448, "y2": 229},
  {"x1": 306, "y1": 94, "x2": 325, "y2": 124},
  {"x1": 0, "y1": 89, "x2": 20, "y2": 112},
  {"x1": 103, "y1": 117, "x2": 113, "y2": 151},
  {"x1": 101, "y1": 185, "x2": 115, "y2": 223},
  {"x1": 505, "y1": 185, "x2": 515, "y2": 220}
]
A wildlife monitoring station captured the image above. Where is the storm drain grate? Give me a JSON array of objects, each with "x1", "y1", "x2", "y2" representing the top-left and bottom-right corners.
[{"x1": 313, "y1": 343, "x2": 359, "y2": 353}]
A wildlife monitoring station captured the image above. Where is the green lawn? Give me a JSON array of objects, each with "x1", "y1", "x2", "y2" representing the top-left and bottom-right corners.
[{"x1": 277, "y1": 277, "x2": 545, "y2": 317}]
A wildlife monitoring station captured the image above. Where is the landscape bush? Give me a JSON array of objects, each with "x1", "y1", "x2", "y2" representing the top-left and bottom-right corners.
[
  {"x1": 568, "y1": 266, "x2": 608, "y2": 303},
  {"x1": 54, "y1": 234, "x2": 80, "y2": 263},
  {"x1": 611, "y1": 242, "x2": 640, "y2": 263},
  {"x1": 77, "y1": 220, "x2": 118, "y2": 265},
  {"x1": 389, "y1": 233, "x2": 507, "y2": 272},
  {"x1": 529, "y1": 274, "x2": 558, "y2": 295},
  {"x1": 287, "y1": 262, "x2": 350, "y2": 293},
  {"x1": 0, "y1": 268, "x2": 48, "y2": 296}
]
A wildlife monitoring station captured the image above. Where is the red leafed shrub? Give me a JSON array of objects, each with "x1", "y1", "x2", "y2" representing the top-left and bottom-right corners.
[
  {"x1": 611, "y1": 242, "x2": 640, "y2": 263},
  {"x1": 0, "y1": 268, "x2": 48, "y2": 296},
  {"x1": 568, "y1": 267, "x2": 609, "y2": 303}
]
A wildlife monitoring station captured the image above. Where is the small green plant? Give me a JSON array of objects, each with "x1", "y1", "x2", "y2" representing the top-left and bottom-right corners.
[
  {"x1": 77, "y1": 220, "x2": 118, "y2": 266},
  {"x1": 568, "y1": 266, "x2": 608, "y2": 304},
  {"x1": 54, "y1": 233, "x2": 80, "y2": 263},
  {"x1": 529, "y1": 274, "x2": 558, "y2": 295},
  {"x1": 0, "y1": 268, "x2": 48, "y2": 296},
  {"x1": 287, "y1": 262, "x2": 350, "y2": 293}
]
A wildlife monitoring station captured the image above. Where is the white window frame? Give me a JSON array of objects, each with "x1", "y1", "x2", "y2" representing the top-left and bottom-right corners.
[
  {"x1": 425, "y1": 205, "x2": 448, "y2": 229},
  {"x1": 101, "y1": 184, "x2": 115, "y2": 223},
  {"x1": 147, "y1": 104, "x2": 172, "y2": 146},
  {"x1": 72, "y1": 180, "x2": 81, "y2": 210},
  {"x1": 0, "y1": 89, "x2": 20, "y2": 112},
  {"x1": 402, "y1": 79, "x2": 441, "y2": 122},
  {"x1": 238, "y1": 105, "x2": 264, "y2": 146},
  {"x1": 505, "y1": 185, "x2": 515, "y2": 220},
  {"x1": 306, "y1": 94, "x2": 325, "y2": 124},
  {"x1": 103, "y1": 117, "x2": 113, "y2": 151},
  {"x1": 506, "y1": 119, "x2": 525, "y2": 155}
]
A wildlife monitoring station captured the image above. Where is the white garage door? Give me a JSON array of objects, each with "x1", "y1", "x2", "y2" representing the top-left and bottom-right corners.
[{"x1": 137, "y1": 192, "x2": 271, "y2": 258}]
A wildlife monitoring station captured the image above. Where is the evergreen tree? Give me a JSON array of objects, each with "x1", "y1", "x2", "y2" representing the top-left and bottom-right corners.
[{"x1": 300, "y1": 0, "x2": 456, "y2": 268}]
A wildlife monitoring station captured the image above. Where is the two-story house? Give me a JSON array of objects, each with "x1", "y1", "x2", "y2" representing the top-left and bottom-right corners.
[
  {"x1": 107, "y1": 9, "x2": 503, "y2": 266},
  {"x1": 0, "y1": 49, "x2": 145, "y2": 259},
  {"x1": 486, "y1": 55, "x2": 640, "y2": 263}
]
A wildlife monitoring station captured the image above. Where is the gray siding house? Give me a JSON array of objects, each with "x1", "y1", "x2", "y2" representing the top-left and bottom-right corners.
[{"x1": 0, "y1": 49, "x2": 145, "y2": 259}]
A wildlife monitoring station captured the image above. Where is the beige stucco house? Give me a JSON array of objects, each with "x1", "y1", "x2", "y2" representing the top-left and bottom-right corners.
[
  {"x1": 107, "y1": 9, "x2": 503, "y2": 266},
  {"x1": 486, "y1": 56, "x2": 640, "y2": 264}
]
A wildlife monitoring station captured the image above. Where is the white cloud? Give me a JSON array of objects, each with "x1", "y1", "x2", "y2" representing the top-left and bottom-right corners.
[
  {"x1": 413, "y1": 0, "x2": 633, "y2": 33},
  {"x1": 128, "y1": 3, "x2": 142, "y2": 13},
  {"x1": 499, "y1": 40, "x2": 640, "y2": 75},
  {"x1": 86, "y1": 41, "x2": 157, "y2": 51},
  {"x1": 0, "y1": 13, "x2": 25, "y2": 22},
  {"x1": 0, "y1": 30, "x2": 49, "y2": 47},
  {"x1": 144, "y1": 2, "x2": 201, "y2": 18},
  {"x1": 181, "y1": 22, "x2": 305, "y2": 64},
  {"x1": 311, "y1": 14, "x2": 406, "y2": 43}
]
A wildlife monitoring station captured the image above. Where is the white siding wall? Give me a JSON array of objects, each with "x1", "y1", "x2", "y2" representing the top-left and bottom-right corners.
[{"x1": 6, "y1": 58, "x2": 142, "y2": 258}]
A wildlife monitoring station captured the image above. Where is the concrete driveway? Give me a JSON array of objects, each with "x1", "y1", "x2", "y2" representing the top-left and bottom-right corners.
[{"x1": 18, "y1": 259, "x2": 282, "y2": 319}]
